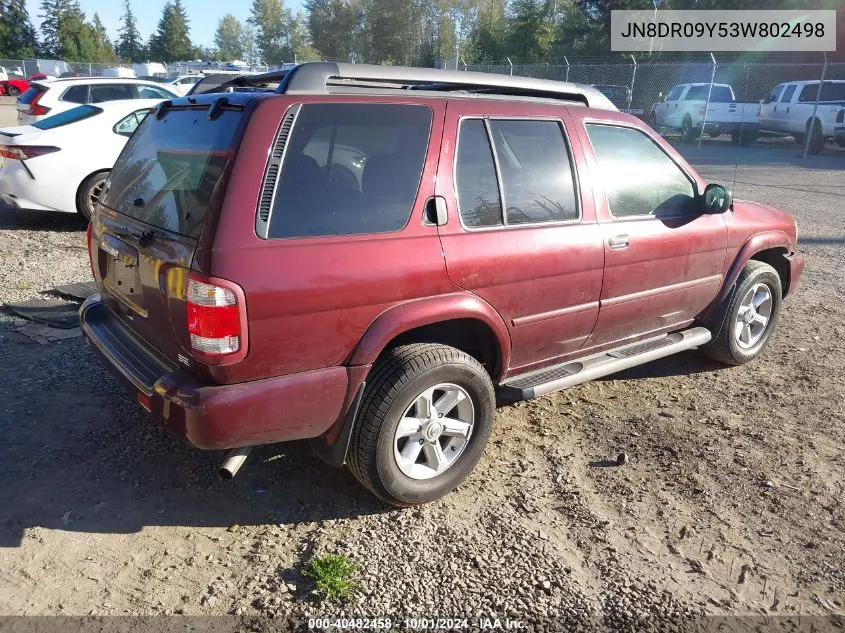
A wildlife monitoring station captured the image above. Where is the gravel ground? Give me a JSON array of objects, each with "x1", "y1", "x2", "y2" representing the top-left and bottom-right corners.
[{"x1": 0, "y1": 104, "x2": 843, "y2": 628}]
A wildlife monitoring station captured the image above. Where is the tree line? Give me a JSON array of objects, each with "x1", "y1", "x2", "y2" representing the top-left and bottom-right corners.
[{"x1": 1, "y1": 0, "x2": 842, "y2": 66}]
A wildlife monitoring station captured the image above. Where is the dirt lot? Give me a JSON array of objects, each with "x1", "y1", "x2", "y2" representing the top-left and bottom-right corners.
[{"x1": 0, "y1": 100, "x2": 843, "y2": 627}]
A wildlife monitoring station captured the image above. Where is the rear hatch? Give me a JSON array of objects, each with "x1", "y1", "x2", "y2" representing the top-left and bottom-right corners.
[
  {"x1": 16, "y1": 83, "x2": 49, "y2": 121},
  {"x1": 92, "y1": 96, "x2": 252, "y2": 370}
]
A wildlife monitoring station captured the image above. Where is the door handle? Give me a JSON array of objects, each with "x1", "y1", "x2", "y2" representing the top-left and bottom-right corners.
[{"x1": 608, "y1": 234, "x2": 630, "y2": 249}]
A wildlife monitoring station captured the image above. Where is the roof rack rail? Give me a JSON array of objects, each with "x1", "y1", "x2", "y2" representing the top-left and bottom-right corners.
[{"x1": 277, "y1": 62, "x2": 616, "y2": 110}]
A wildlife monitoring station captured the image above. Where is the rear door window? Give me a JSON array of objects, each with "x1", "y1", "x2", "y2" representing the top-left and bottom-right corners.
[
  {"x1": 101, "y1": 105, "x2": 245, "y2": 238},
  {"x1": 90, "y1": 83, "x2": 135, "y2": 103},
  {"x1": 455, "y1": 119, "x2": 503, "y2": 228},
  {"x1": 267, "y1": 103, "x2": 432, "y2": 239},
  {"x1": 488, "y1": 120, "x2": 578, "y2": 225},
  {"x1": 60, "y1": 84, "x2": 89, "y2": 104},
  {"x1": 683, "y1": 85, "x2": 708, "y2": 101}
]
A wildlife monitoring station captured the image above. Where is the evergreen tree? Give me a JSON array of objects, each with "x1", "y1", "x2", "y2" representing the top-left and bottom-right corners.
[
  {"x1": 0, "y1": 0, "x2": 38, "y2": 58},
  {"x1": 38, "y1": 0, "x2": 71, "y2": 57},
  {"x1": 305, "y1": 0, "x2": 357, "y2": 62},
  {"x1": 248, "y1": 0, "x2": 294, "y2": 64},
  {"x1": 506, "y1": 0, "x2": 555, "y2": 62},
  {"x1": 214, "y1": 14, "x2": 245, "y2": 60},
  {"x1": 90, "y1": 13, "x2": 116, "y2": 62},
  {"x1": 116, "y1": 0, "x2": 144, "y2": 62},
  {"x1": 148, "y1": 0, "x2": 193, "y2": 62}
]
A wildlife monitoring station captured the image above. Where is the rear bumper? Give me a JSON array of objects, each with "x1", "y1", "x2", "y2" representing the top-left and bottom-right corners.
[
  {"x1": 80, "y1": 296, "x2": 351, "y2": 450},
  {"x1": 786, "y1": 251, "x2": 805, "y2": 297},
  {"x1": 0, "y1": 163, "x2": 65, "y2": 212}
]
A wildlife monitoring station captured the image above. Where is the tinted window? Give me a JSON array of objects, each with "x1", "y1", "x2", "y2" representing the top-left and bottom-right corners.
[
  {"x1": 267, "y1": 103, "x2": 432, "y2": 239},
  {"x1": 683, "y1": 85, "x2": 708, "y2": 101},
  {"x1": 113, "y1": 109, "x2": 150, "y2": 137},
  {"x1": 61, "y1": 85, "x2": 88, "y2": 104},
  {"x1": 586, "y1": 124, "x2": 695, "y2": 218},
  {"x1": 780, "y1": 84, "x2": 797, "y2": 103},
  {"x1": 488, "y1": 120, "x2": 577, "y2": 224},
  {"x1": 708, "y1": 86, "x2": 734, "y2": 102},
  {"x1": 101, "y1": 106, "x2": 244, "y2": 238},
  {"x1": 90, "y1": 83, "x2": 135, "y2": 103},
  {"x1": 799, "y1": 81, "x2": 845, "y2": 102},
  {"x1": 18, "y1": 85, "x2": 46, "y2": 105},
  {"x1": 456, "y1": 119, "x2": 503, "y2": 228},
  {"x1": 33, "y1": 105, "x2": 101, "y2": 129}
]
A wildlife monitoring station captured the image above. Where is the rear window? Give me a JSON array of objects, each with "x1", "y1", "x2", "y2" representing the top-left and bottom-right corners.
[
  {"x1": 33, "y1": 105, "x2": 101, "y2": 130},
  {"x1": 101, "y1": 105, "x2": 245, "y2": 238},
  {"x1": 267, "y1": 103, "x2": 432, "y2": 239},
  {"x1": 18, "y1": 85, "x2": 46, "y2": 105}
]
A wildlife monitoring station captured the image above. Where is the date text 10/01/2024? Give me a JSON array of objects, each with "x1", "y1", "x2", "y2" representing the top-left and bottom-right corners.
[{"x1": 307, "y1": 617, "x2": 527, "y2": 630}]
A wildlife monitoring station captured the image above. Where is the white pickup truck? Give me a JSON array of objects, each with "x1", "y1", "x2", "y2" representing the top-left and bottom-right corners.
[
  {"x1": 649, "y1": 83, "x2": 759, "y2": 145},
  {"x1": 758, "y1": 80, "x2": 845, "y2": 154}
]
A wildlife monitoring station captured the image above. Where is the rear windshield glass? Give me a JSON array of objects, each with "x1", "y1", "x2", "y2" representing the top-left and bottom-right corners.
[
  {"x1": 18, "y1": 85, "x2": 46, "y2": 105},
  {"x1": 268, "y1": 103, "x2": 432, "y2": 239},
  {"x1": 33, "y1": 105, "x2": 101, "y2": 130},
  {"x1": 101, "y1": 106, "x2": 244, "y2": 238}
]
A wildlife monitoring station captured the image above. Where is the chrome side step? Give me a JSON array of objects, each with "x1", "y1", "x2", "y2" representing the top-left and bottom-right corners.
[{"x1": 500, "y1": 326, "x2": 712, "y2": 399}]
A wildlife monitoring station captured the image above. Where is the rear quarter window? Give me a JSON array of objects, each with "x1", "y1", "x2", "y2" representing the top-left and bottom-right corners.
[{"x1": 266, "y1": 103, "x2": 432, "y2": 239}]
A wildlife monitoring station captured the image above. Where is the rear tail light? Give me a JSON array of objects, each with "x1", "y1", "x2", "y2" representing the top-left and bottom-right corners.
[
  {"x1": 837, "y1": 109, "x2": 844, "y2": 124},
  {"x1": 0, "y1": 145, "x2": 59, "y2": 160},
  {"x1": 28, "y1": 91, "x2": 50, "y2": 116},
  {"x1": 187, "y1": 275, "x2": 245, "y2": 359},
  {"x1": 86, "y1": 223, "x2": 95, "y2": 278}
]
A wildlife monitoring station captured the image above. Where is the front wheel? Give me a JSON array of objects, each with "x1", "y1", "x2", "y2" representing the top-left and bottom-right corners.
[
  {"x1": 347, "y1": 344, "x2": 495, "y2": 506},
  {"x1": 76, "y1": 170, "x2": 109, "y2": 221},
  {"x1": 680, "y1": 117, "x2": 698, "y2": 144},
  {"x1": 701, "y1": 261, "x2": 782, "y2": 366},
  {"x1": 7, "y1": 85, "x2": 20, "y2": 96}
]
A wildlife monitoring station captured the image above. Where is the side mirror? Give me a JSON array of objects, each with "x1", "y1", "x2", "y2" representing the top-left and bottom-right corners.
[
  {"x1": 703, "y1": 183, "x2": 733, "y2": 214},
  {"x1": 658, "y1": 91, "x2": 664, "y2": 101}
]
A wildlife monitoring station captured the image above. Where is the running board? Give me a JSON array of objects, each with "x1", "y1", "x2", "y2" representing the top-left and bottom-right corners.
[{"x1": 500, "y1": 327, "x2": 712, "y2": 400}]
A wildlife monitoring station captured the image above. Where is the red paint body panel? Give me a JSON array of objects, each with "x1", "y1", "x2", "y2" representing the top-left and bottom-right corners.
[{"x1": 82, "y1": 89, "x2": 804, "y2": 452}]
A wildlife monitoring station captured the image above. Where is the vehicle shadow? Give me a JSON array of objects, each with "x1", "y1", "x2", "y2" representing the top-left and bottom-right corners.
[
  {"x1": 0, "y1": 336, "x2": 390, "y2": 548},
  {"x1": 597, "y1": 349, "x2": 726, "y2": 381},
  {"x1": 667, "y1": 136, "x2": 845, "y2": 170},
  {"x1": 0, "y1": 205, "x2": 87, "y2": 232}
]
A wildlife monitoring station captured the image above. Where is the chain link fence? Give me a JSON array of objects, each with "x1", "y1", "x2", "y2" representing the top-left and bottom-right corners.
[{"x1": 440, "y1": 56, "x2": 845, "y2": 158}]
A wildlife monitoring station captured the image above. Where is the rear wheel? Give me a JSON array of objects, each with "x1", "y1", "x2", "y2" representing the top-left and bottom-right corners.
[
  {"x1": 793, "y1": 133, "x2": 804, "y2": 145},
  {"x1": 76, "y1": 170, "x2": 109, "y2": 221},
  {"x1": 347, "y1": 343, "x2": 495, "y2": 506},
  {"x1": 701, "y1": 261, "x2": 782, "y2": 366},
  {"x1": 731, "y1": 125, "x2": 758, "y2": 147},
  {"x1": 7, "y1": 85, "x2": 20, "y2": 96}
]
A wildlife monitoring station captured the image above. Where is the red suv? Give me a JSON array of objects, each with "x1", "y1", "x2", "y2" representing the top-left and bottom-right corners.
[{"x1": 81, "y1": 63, "x2": 804, "y2": 506}]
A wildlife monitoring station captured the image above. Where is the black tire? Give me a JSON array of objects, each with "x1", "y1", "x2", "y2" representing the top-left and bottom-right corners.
[
  {"x1": 701, "y1": 261, "x2": 782, "y2": 366},
  {"x1": 806, "y1": 119, "x2": 825, "y2": 155},
  {"x1": 837, "y1": 137, "x2": 845, "y2": 148},
  {"x1": 731, "y1": 125, "x2": 758, "y2": 147},
  {"x1": 793, "y1": 133, "x2": 804, "y2": 145},
  {"x1": 648, "y1": 112, "x2": 658, "y2": 130},
  {"x1": 708, "y1": 127, "x2": 721, "y2": 138},
  {"x1": 7, "y1": 85, "x2": 20, "y2": 96},
  {"x1": 347, "y1": 343, "x2": 495, "y2": 506},
  {"x1": 76, "y1": 170, "x2": 109, "y2": 220},
  {"x1": 680, "y1": 116, "x2": 697, "y2": 144}
]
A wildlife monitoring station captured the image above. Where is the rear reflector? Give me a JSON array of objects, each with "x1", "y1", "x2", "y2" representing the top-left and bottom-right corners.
[
  {"x1": 137, "y1": 392, "x2": 151, "y2": 412},
  {"x1": 187, "y1": 276, "x2": 242, "y2": 357},
  {"x1": 0, "y1": 145, "x2": 59, "y2": 160}
]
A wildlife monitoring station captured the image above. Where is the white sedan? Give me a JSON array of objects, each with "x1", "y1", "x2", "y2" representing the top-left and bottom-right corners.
[{"x1": 0, "y1": 99, "x2": 163, "y2": 219}]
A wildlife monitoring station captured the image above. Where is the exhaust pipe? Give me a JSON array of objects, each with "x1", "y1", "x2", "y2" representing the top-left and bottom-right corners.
[{"x1": 219, "y1": 446, "x2": 252, "y2": 479}]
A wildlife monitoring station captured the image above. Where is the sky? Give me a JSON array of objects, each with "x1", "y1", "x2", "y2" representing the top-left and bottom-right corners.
[{"x1": 24, "y1": 0, "x2": 307, "y2": 50}]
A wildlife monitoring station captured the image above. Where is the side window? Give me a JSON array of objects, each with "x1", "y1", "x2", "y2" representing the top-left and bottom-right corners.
[
  {"x1": 267, "y1": 103, "x2": 432, "y2": 239},
  {"x1": 585, "y1": 124, "x2": 696, "y2": 218},
  {"x1": 798, "y1": 83, "x2": 819, "y2": 103},
  {"x1": 765, "y1": 85, "x2": 784, "y2": 103},
  {"x1": 683, "y1": 85, "x2": 707, "y2": 101},
  {"x1": 61, "y1": 85, "x2": 88, "y2": 104},
  {"x1": 780, "y1": 84, "x2": 796, "y2": 103},
  {"x1": 455, "y1": 119, "x2": 503, "y2": 228},
  {"x1": 136, "y1": 85, "x2": 172, "y2": 99},
  {"x1": 90, "y1": 84, "x2": 135, "y2": 103},
  {"x1": 488, "y1": 120, "x2": 577, "y2": 224},
  {"x1": 664, "y1": 86, "x2": 682, "y2": 101},
  {"x1": 113, "y1": 109, "x2": 150, "y2": 137}
]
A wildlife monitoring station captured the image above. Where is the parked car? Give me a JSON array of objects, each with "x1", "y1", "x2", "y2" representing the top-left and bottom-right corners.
[
  {"x1": 166, "y1": 74, "x2": 203, "y2": 96},
  {"x1": 0, "y1": 99, "x2": 163, "y2": 218},
  {"x1": 15, "y1": 77, "x2": 178, "y2": 125},
  {"x1": 649, "y1": 83, "x2": 759, "y2": 145},
  {"x1": 0, "y1": 76, "x2": 29, "y2": 96},
  {"x1": 591, "y1": 84, "x2": 635, "y2": 112},
  {"x1": 758, "y1": 80, "x2": 845, "y2": 153},
  {"x1": 80, "y1": 62, "x2": 803, "y2": 506}
]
